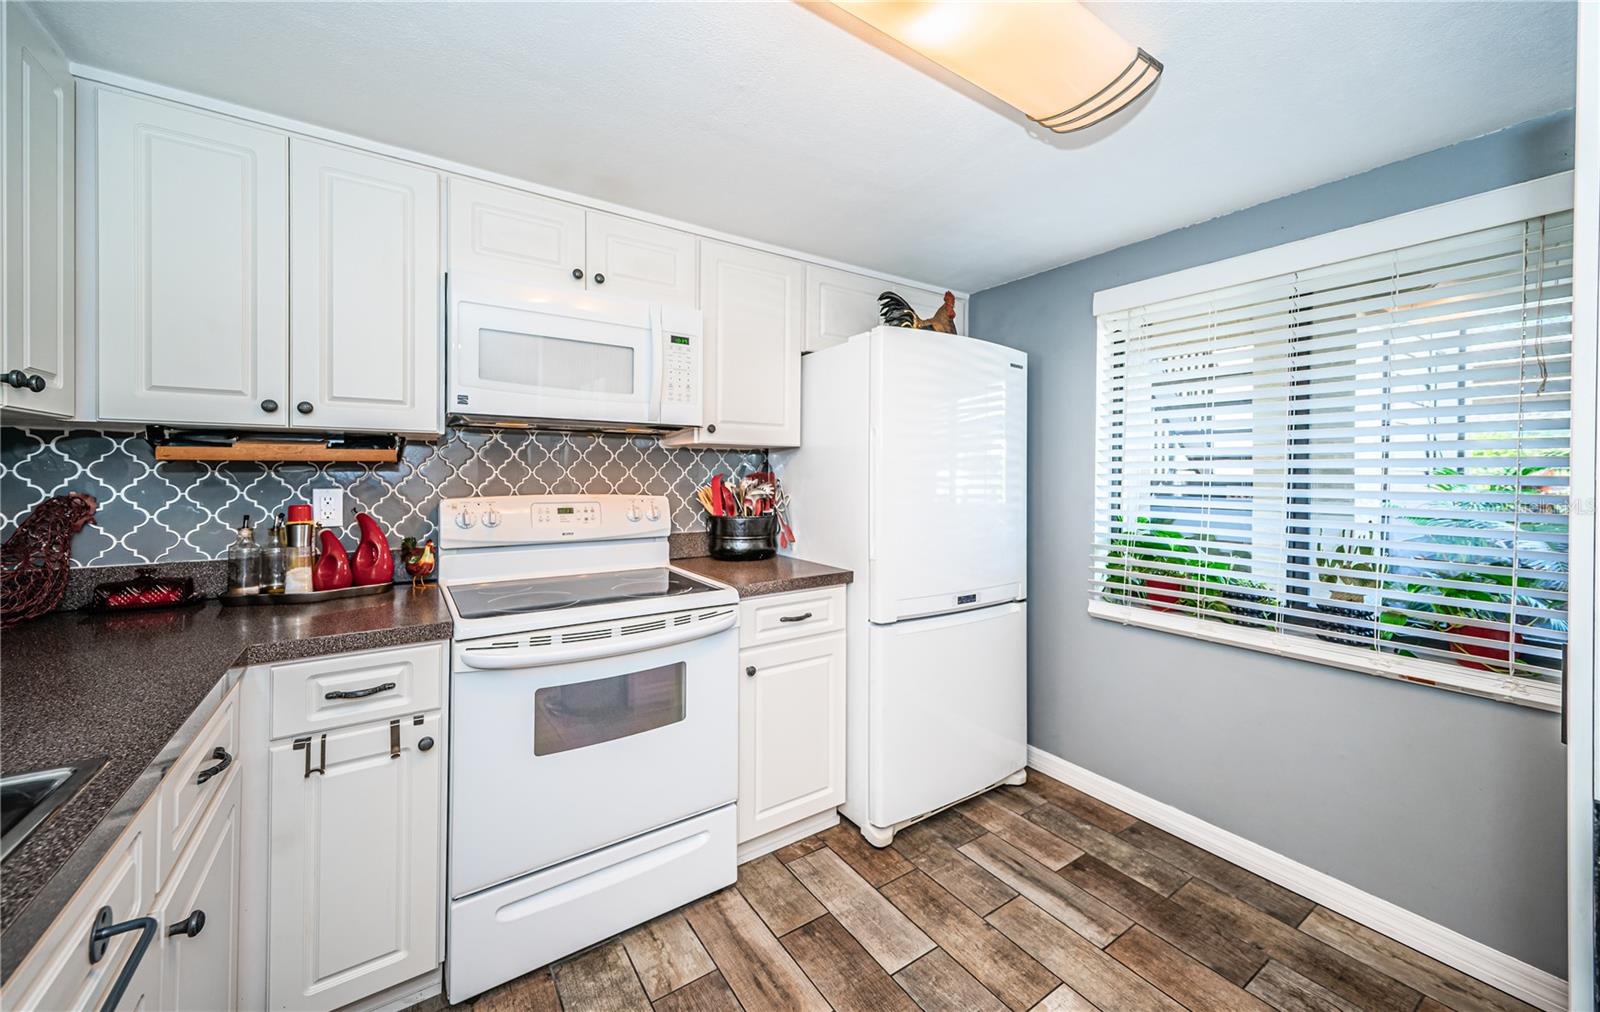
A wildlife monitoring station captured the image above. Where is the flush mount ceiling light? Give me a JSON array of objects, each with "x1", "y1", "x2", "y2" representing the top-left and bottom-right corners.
[{"x1": 828, "y1": 1, "x2": 1163, "y2": 133}]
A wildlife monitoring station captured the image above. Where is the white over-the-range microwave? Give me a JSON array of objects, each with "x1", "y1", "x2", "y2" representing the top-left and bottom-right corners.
[{"x1": 447, "y1": 275, "x2": 703, "y2": 432}]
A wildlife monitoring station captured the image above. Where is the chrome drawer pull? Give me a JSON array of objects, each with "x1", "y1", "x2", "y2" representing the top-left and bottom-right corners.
[
  {"x1": 778, "y1": 612, "x2": 813, "y2": 623},
  {"x1": 324, "y1": 681, "x2": 396, "y2": 700}
]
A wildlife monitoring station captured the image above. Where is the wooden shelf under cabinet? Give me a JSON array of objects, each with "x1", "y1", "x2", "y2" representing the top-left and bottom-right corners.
[{"x1": 153, "y1": 441, "x2": 399, "y2": 464}]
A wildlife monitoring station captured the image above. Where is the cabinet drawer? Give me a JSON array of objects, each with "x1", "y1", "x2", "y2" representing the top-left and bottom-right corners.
[
  {"x1": 5, "y1": 806, "x2": 157, "y2": 1012},
  {"x1": 157, "y1": 687, "x2": 240, "y2": 884},
  {"x1": 738, "y1": 587, "x2": 845, "y2": 648},
  {"x1": 269, "y1": 642, "x2": 445, "y2": 739}
]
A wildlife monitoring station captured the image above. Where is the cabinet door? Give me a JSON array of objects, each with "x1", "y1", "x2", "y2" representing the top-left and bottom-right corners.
[
  {"x1": 6, "y1": 806, "x2": 158, "y2": 1012},
  {"x1": 738, "y1": 631, "x2": 846, "y2": 842},
  {"x1": 804, "y1": 264, "x2": 883, "y2": 354},
  {"x1": 2, "y1": 3, "x2": 74, "y2": 417},
  {"x1": 289, "y1": 140, "x2": 440, "y2": 433},
  {"x1": 584, "y1": 210, "x2": 697, "y2": 307},
  {"x1": 96, "y1": 91, "x2": 289, "y2": 426},
  {"x1": 268, "y1": 713, "x2": 443, "y2": 1012},
  {"x1": 446, "y1": 176, "x2": 585, "y2": 291},
  {"x1": 666, "y1": 239, "x2": 802, "y2": 448},
  {"x1": 157, "y1": 770, "x2": 241, "y2": 1012}
]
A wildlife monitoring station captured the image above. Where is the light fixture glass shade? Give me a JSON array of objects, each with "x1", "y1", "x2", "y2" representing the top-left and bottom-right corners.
[{"x1": 830, "y1": 1, "x2": 1162, "y2": 133}]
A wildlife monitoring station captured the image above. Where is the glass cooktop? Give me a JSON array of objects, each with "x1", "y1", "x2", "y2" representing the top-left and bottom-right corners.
[{"x1": 448, "y1": 568, "x2": 720, "y2": 619}]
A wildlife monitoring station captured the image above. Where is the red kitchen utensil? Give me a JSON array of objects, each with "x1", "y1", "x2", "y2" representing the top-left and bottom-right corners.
[{"x1": 709, "y1": 474, "x2": 726, "y2": 517}]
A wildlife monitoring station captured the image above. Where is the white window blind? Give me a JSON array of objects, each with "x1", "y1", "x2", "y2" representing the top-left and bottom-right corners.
[{"x1": 1091, "y1": 211, "x2": 1574, "y2": 706}]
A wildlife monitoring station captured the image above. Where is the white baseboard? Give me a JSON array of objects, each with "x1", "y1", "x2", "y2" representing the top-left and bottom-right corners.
[
  {"x1": 1026, "y1": 746, "x2": 1569, "y2": 1012},
  {"x1": 737, "y1": 809, "x2": 840, "y2": 864}
]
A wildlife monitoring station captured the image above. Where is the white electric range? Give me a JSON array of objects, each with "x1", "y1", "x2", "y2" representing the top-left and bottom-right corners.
[{"x1": 438, "y1": 494, "x2": 739, "y2": 1003}]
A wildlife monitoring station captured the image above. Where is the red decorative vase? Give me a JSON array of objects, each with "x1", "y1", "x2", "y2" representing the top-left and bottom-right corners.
[
  {"x1": 353, "y1": 513, "x2": 394, "y2": 586},
  {"x1": 313, "y1": 530, "x2": 353, "y2": 591}
]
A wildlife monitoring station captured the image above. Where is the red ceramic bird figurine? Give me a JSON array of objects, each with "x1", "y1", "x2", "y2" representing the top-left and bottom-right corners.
[
  {"x1": 353, "y1": 513, "x2": 394, "y2": 586},
  {"x1": 313, "y1": 529, "x2": 353, "y2": 591}
]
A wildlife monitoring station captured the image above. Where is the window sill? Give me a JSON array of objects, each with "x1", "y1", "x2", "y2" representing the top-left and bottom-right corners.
[{"x1": 1087, "y1": 600, "x2": 1561, "y2": 712}]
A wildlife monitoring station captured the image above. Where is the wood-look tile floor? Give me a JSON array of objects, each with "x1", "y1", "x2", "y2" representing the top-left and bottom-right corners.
[{"x1": 424, "y1": 772, "x2": 1536, "y2": 1012}]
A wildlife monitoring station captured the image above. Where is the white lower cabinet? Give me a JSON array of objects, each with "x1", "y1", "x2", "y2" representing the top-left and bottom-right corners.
[
  {"x1": 737, "y1": 587, "x2": 848, "y2": 847},
  {"x1": 155, "y1": 771, "x2": 242, "y2": 1012},
  {"x1": 259, "y1": 641, "x2": 447, "y2": 1012},
  {"x1": 0, "y1": 688, "x2": 239, "y2": 1012}
]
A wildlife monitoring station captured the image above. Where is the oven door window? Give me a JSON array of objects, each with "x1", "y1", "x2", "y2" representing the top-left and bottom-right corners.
[{"x1": 532, "y1": 662, "x2": 685, "y2": 756}]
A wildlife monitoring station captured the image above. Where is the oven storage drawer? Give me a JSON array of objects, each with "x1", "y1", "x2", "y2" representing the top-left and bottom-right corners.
[
  {"x1": 738, "y1": 586, "x2": 845, "y2": 648},
  {"x1": 446, "y1": 804, "x2": 735, "y2": 1003},
  {"x1": 269, "y1": 642, "x2": 445, "y2": 738}
]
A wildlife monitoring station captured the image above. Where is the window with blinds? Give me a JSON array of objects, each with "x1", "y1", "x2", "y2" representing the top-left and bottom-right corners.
[{"x1": 1091, "y1": 211, "x2": 1573, "y2": 703}]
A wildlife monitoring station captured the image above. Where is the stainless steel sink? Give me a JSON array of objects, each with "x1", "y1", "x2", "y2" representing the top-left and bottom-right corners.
[{"x1": 1, "y1": 758, "x2": 107, "y2": 860}]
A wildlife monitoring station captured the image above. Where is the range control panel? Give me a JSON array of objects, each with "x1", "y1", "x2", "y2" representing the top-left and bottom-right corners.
[{"x1": 439, "y1": 494, "x2": 671, "y2": 548}]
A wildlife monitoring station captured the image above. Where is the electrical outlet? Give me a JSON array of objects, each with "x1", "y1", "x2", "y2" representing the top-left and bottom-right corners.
[{"x1": 313, "y1": 488, "x2": 344, "y2": 529}]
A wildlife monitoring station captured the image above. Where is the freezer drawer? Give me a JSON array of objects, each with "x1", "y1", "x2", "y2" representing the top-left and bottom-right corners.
[
  {"x1": 868, "y1": 602, "x2": 1027, "y2": 829},
  {"x1": 446, "y1": 804, "x2": 735, "y2": 1003}
]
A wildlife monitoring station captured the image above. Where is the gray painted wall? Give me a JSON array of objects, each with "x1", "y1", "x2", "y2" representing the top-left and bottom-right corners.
[{"x1": 969, "y1": 111, "x2": 1575, "y2": 977}]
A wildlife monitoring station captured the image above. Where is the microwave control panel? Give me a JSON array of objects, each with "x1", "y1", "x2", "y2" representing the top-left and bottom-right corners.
[
  {"x1": 665, "y1": 334, "x2": 696, "y2": 406},
  {"x1": 657, "y1": 303, "x2": 704, "y2": 428}
]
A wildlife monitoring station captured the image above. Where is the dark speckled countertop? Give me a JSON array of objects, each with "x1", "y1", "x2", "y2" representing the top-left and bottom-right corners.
[
  {"x1": 673, "y1": 555, "x2": 853, "y2": 597},
  {"x1": 0, "y1": 586, "x2": 452, "y2": 982}
]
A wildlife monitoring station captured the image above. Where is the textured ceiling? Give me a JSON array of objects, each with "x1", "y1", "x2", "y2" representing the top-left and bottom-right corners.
[{"x1": 33, "y1": 1, "x2": 1577, "y2": 292}]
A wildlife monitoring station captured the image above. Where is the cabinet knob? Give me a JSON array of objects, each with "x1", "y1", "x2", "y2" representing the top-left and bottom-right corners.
[
  {"x1": 2, "y1": 370, "x2": 44, "y2": 392},
  {"x1": 706, "y1": 424, "x2": 717, "y2": 434},
  {"x1": 418, "y1": 735, "x2": 435, "y2": 752},
  {"x1": 296, "y1": 401, "x2": 314, "y2": 415},
  {"x1": 593, "y1": 272, "x2": 606, "y2": 285},
  {"x1": 572, "y1": 267, "x2": 584, "y2": 281},
  {"x1": 166, "y1": 910, "x2": 206, "y2": 939},
  {"x1": 260, "y1": 398, "x2": 279, "y2": 413},
  {"x1": 745, "y1": 665, "x2": 757, "y2": 678}
]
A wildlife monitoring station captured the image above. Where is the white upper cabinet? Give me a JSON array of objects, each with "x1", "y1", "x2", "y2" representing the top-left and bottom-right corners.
[
  {"x1": 2, "y1": 3, "x2": 75, "y2": 418},
  {"x1": 446, "y1": 176, "x2": 585, "y2": 292},
  {"x1": 665, "y1": 239, "x2": 803, "y2": 449},
  {"x1": 446, "y1": 176, "x2": 697, "y2": 308},
  {"x1": 290, "y1": 140, "x2": 441, "y2": 433},
  {"x1": 805, "y1": 263, "x2": 965, "y2": 353},
  {"x1": 584, "y1": 210, "x2": 697, "y2": 306},
  {"x1": 96, "y1": 90, "x2": 289, "y2": 427},
  {"x1": 805, "y1": 264, "x2": 883, "y2": 354}
]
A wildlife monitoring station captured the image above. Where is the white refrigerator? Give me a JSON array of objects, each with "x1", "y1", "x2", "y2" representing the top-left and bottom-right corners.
[{"x1": 776, "y1": 326, "x2": 1027, "y2": 847}]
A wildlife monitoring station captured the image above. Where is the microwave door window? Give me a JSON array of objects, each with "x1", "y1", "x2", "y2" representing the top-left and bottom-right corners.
[
  {"x1": 532, "y1": 662, "x2": 686, "y2": 756},
  {"x1": 479, "y1": 328, "x2": 635, "y2": 395}
]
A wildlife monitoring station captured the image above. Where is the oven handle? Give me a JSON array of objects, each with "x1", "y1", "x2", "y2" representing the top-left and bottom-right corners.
[{"x1": 457, "y1": 609, "x2": 737, "y2": 669}]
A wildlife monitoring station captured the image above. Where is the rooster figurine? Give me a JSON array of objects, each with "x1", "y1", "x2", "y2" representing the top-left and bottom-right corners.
[
  {"x1": 1, "y1": 492, "x2": 98, "y2": 627},
  {"x1": 878, "y1": 290, "x2": 958, "y2": 334}
]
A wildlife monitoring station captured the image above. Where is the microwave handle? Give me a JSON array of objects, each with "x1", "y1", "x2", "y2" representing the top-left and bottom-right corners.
[{"x1": 648, "y1": 308, "x2": 665, "y2": 423}]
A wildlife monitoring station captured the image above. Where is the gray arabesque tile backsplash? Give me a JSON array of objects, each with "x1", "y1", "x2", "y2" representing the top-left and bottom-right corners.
[{"x1": 0, "y1": 427, "x2": 761, "y2": 567}]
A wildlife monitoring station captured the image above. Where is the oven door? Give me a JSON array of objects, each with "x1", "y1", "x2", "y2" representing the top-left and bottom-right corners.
[
  {"x1": 449, "y1": 619, "x2": 737, "y2": 896},
  {"x1": 449, "y1": 275, "x2": 659, "y2": 425}
]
